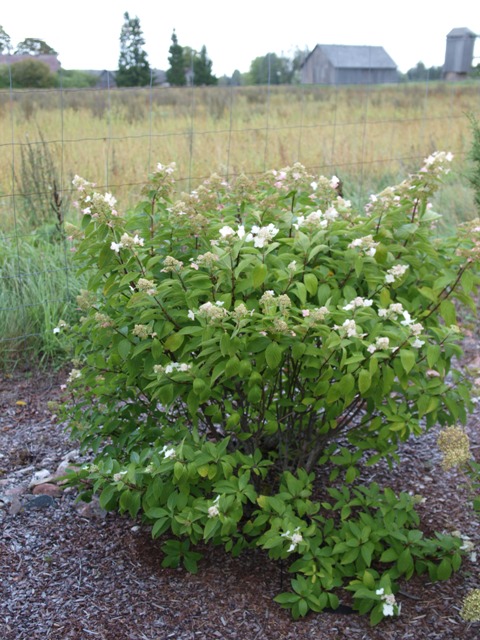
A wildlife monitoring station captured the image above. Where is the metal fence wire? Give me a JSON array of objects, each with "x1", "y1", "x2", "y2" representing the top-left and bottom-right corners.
[{"x1": 0, "y1": 72, "x2": 479, "y2": 361}]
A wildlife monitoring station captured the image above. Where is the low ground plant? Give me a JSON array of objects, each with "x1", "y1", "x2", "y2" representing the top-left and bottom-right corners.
[{"x1": 61, "y1": 153, "x2": 480, "y2": 624}]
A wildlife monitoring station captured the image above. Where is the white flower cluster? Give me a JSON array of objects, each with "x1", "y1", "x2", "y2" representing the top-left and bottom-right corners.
[
  {"x1": 73, "y1": 175, "x2": 120, "y2": 220},
  {"x1": 72, "y1": 175, "x2": 93, "y2": 192},
  {"x1": 378, "y1": 303, "x2": 406, "y2": 320},
  {"x1": 367, "y1": 337, "x2": 390, "y2": 353},
  {"x1": 376, "y1": 588, "x2": 400, "y2": 617},
  {"x1": 67, "y1": 368, "x2": 82, "y2": 383},
  {"x1": 218, "y1": 225, "x2": 245, "y2": 241},
  {"x1": 259, "y1": 290, "x2": 277, "y2": 312},
  {"x1": 301, "y1": 307, "x2": 330, "y2": 322},
  {"x1": 154, "y1": 362, "x2": 191, "y2": 375},
  {"x1": 159, "y1": 444, "x2": 176, "y2": 459},
  {"x1": 111, "y1": 233, "x2": 144, "y2": 253},
  {"x1": 280, "y1": 527, "x2": 303, "y2": 553},
  {"x1": 207, "y1": 495, "x2": 221, "y2": 518},
  {"x1": 132, "y1": 324, "x2": 150, "y2": 339},
  {"x1": 113, "y1": 470, "x2": 127, "y2": 482},
  {"x1": 342, "y1": 296, "x2": 373, "y2": 311},
  {"x1": 53, "y1": 319, "x2": 68, "y2": 334},
  {"x1": 421, "y1": 151, "x2": 454, "y2": 175},
  {"x1": 348, "y1": 235, "x2": 379, "y2": 257},
  {"x1": 217, "y1": 223, "x2": 280, "y2": 249},
  {"x1": 197, "y1": 300, "x2": 228, "y2": 323},
  {"x1": 156, "y1": 162, "x2": 176, "y2": 175},
  {"x1": 232, "y1": 303, "x2": 251, "y2": 320},
  {"x1": 385, "y1": 264, "x2": 409, "y2": 283},
  {"x1": 137, "y1": 278, "x2": 157, "y2": 296},
  {"x1": 334, "y1": 319, "x2": 365, "y2": 339},
  {"x1": 294, "y1": 206, "x2": 339, "y2": 231},
  {"x1": 161, "y1": 256, "x2": 184, "y2": 272},
  {"x1": 378, "y1": 304, "x2": 424, "y2": 347},
  {"x1": 245, "y1": 223, "x2": 279, "y2": 248},
  {"x1": 194, "y1": 252, "x2": 220, "y2": 268}
]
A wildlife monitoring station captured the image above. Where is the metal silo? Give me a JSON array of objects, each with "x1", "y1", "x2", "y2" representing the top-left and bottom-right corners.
[{"x1": 443, "y1": 27, "x2": 477, "y2": 79}]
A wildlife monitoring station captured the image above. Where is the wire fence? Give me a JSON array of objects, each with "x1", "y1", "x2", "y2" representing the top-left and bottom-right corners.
[{"x1": 0, "y1": 75, "x2": 479, "y2": 362}]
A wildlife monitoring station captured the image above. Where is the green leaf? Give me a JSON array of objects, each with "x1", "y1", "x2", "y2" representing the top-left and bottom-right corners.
[
  {"x1": 358, "y1": 369, "x2": 371, "y2": 394},
  {"x1": 204, "y1": 516, "x2": 220, "y2": 541},
  {"x1": 293, "y1": 282, "x2": 307, "y2": 306},
  {"x1": 304, "y1": 273, "x2": 318, "y2": 296},
  {"x1": 99, "y1": 484, "x2": 117, "y2": 510},
  {"x1": 370, "y1": 604, "x2": 384, "y2": 626},
  {"x1": 157, "y1": 384, "x2": 174, "y2": 405},
  {"x1": 440, "y1": 300, "x2": 456, "y2": 326},
  {"x1": 461, "y1": 268, "x2": 474, "y2": 293},
  {"x1": 274, "y1": 592, "x2": 301, "y2": 605},
  {"x1": 117, "y1": 339, "x2": 131, "y2": 360},
  {"x1": 164, "y1": 332, "x2": 184, "y2": 352},
  {"x1": 265, "y1": 342, "x2": 282, "y2": 369},
  {"x1": 437, "y1": 558, "x2": 452, "y2": 580},
  {"x1": 225, "y1": 356, "x2": 240, "y2": 377},
  {"x1": 252, "y1": 263, "x2": 267, "y2": 288},
  {"x1": 220, "y1": 333, "x2": 231, "y2": 356},
  {"x1": 399, "y1": 349, "x2": 415, "y2": 374},
  {"x1": 119, "y1": 489, "x2": 141, "y2": 519},
  {"x1": 427, "y1": 344, "x2": 441, "y2": 368}
]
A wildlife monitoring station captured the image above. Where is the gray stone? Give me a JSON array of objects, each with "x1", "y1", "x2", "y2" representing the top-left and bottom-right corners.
[{"x1": 25, "y1": 495, "x2": 56, "y2": 509}]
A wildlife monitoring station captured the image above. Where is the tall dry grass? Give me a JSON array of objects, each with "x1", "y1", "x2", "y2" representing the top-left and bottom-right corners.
[{"x1": 0, "y1": 81, "x2": 479, "y2": 230}]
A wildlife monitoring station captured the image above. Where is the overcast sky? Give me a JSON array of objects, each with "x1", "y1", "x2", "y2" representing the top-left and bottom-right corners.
[{"x1": 1, "y1": 1, "x2": 478, "y2": 76}]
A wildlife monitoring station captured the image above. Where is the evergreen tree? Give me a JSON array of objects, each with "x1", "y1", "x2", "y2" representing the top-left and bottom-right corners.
[
  {"x1": 116, "y1": 12, "x2": 151, "y2": 87},
  {"x1": 15, "y1": 38, "x2": 58, "y2": 55},
  {"x1": 166, "y1": 30, "x2": 186, "y2": 86},
  {"x1": 193, "y1": 45, "x2": 217, "y2": 86}
]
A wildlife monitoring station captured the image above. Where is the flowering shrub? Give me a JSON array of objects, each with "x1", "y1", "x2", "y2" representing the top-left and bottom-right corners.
[{"x1": 62, "y1": 154, "x2": 480, "y2": 624}]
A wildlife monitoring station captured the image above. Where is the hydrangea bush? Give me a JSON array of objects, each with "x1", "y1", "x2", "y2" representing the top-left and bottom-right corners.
[{"x1": 61, "y1": 154, "x2": 480, "y2": 624}]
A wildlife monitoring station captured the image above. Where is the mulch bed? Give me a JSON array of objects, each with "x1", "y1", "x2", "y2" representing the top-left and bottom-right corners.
[{"x1": 1, "y1": 345, "x2": 479, "y2": 639}]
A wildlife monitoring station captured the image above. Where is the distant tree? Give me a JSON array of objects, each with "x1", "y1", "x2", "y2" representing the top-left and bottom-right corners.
[
  {"x1": 231, "y1": 69, "x2": 242, "y2": 86},
  {"x1": 0, "y1": 25, "x2": 12, "y2": 54},
  {"x1": 192, "y1": 45, "x2": 217, "y2": 86},
  {"x1": 166, "y1": 30, "x2": 186, "y2": 86},
  {"x1": 406, "y1": 62, "x2": 443, "y2": 82},
  {"x1": 116, "y1": 12, "x2": 151, "y2": 87},
  {"x1": 291, "y1": 47, "x2": 309, "y2": 83},
  {"x1": 15, "y1": 38, "x2": 58, "y2": 56},
  {"x1": 55, "y1": 69, "x2": 97, "y2": 89},
  {"x1": 248, "y1": 53, "x2": 294, "y2": 85},
  {"x1": 10, "y1": 59, "x2": 55, "y2": 88}
]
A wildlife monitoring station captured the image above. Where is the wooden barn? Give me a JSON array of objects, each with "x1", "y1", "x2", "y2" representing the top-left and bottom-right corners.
[{"x1": 301, "y1": 45, "x2": 398, "y2": 85}]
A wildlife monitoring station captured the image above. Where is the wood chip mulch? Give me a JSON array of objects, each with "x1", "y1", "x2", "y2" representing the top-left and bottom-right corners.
[{"x1": 1, "y1": 343, "x2": 479, "y2": 639}]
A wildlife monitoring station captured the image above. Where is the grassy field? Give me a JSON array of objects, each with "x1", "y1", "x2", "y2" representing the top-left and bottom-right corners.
[
  {"x1": 0, "y1": 80, "x2": 479, "y2": 366},
  {"x1": 0, "y1": 81, "x2": 479, "y2": 228}
]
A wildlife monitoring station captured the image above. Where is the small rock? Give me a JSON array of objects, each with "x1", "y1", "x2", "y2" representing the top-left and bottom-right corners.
[
  {"x1": 62, "y1": 449, "x2": 80, "y2": 462},
  {"x1": 29, "y1": 469, "x2": 53, "y2": 487},
  {"x1": 5, "y1": 484, "x2": 28, "y2": 498},
  {"x1": 32, "y1": 483, "x2": 62, "y2": 498},
  {"x1": 75, "y1": 497, "x2": 107, "y2": 520},
  {"x1": 25, "y1": 495, "x2": 56, "y2": 509}
]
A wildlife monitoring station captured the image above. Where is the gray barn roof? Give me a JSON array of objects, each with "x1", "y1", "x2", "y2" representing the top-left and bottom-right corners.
[{"x1": 306, "y1": 45, "x2": 397, "y2": 69}]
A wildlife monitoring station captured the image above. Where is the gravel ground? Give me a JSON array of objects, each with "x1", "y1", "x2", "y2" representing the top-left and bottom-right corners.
[{"x1": 1, "y1": 343, "x2": 480, "y2": 640}]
